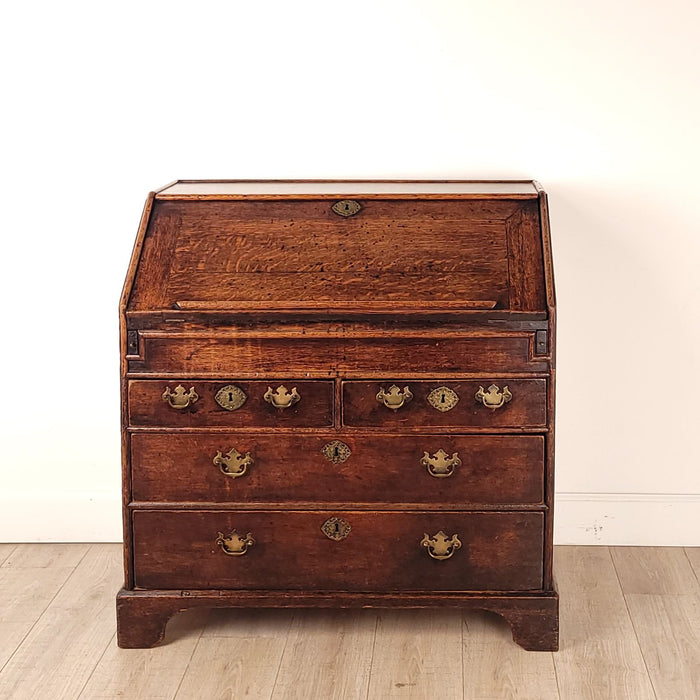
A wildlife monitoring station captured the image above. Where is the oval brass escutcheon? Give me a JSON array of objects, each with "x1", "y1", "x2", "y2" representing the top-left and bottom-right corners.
[
  {"x1": 427, "y1": 386, "x2": 459, "y2": 412},
  {"x1": 216, "y1": 529, "x2": 255, "y2": 556},
  {"x1": 331, "y1": 199, "x2": 362, "y2": 217},
  {"x1": 213, "y1": 447, "x2": 253, "y2": 478},
  {"x1": 421, "y1": 531, "x2": 462, "y2": 560},
  {"x1": 162, "y1": 385, "x2": 198, "y2": 409},
  {"x1": 321, "y1": 516, "x2": 351, "y2": 541},
  {"x1": 322, "y1": 440, "x2": 352, "y2": 464},
  {"x1": 420, "y1": 449, "x2": 461, "y2": 478},
  {"x1": 475, "y1": 384, "x2": 512, "y2": 410},
  {"x1": 215, "y1": 384, "x2": 247, "y2": 411}
]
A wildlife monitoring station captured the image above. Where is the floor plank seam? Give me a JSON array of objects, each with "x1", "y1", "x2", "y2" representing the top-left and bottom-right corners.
[
  {"x1": 609, "y1": 548, "x2": 659, "y2": 700},
  {"x1": 76, "y1": 632, "x2": 117, "y2": 699},
  {"x1": 172, "y1": 616, "x2": 209, "y2": 700},
  {"x1": 683, "y1": 548, "x2": 700, "y2": 590},
  {"x1": 0, "y1": 545, "x2": 18, "y2": 567},
  {"x1": 267, "y1": 611, "x2": 296, "y2": 700},
  {"x1": 0, "y1": 544, "x2": 93, "y2": 678},
  {"x1": 364, "y1": 613, "x2": 380, "y2": 700}
]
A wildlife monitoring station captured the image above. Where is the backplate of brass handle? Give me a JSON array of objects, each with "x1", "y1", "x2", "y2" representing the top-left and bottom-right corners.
[
  {"x1": 264, "y1": 385, "x2": 300, "y2": 409},
  {"x1": 376, "y1": 385, "x2": 413, "y2": 411},
  {"x1": 421, "y1": 531, "x2": 462, "y2": 560},
  {"x1": 216, "y1": 530, "x2": 255, "y2": 556},
  {"x1": 421, "y1": 449, "x2": 461, "y2": 478},
  {"x1": 162, "y1": 385, "x2": 198, "y2": 409},
  {"x1": 213, "y1": 447, "x2": 253, "y2": 479},
  {"x1": 475, "y1": 384, "x2": 512, "y2": 410}
]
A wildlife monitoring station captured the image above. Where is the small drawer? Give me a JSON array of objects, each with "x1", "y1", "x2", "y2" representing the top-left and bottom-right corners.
[
  {"x1": 130, "y1": 433, "x2": 544, "y2": 505},
  {"x1": 128, "y1": 380, "x2": 333, "y2": 428},
  {"x1": 343, "y1": 379, "x2": 546, "y2": 429},
  {"x1": 132, "y1": 509, "x2": 544, "y2": 592}
]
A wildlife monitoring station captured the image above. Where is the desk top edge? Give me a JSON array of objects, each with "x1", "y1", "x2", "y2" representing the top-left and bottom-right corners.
[{"x1": 156, "y1": 180, "x2": 541, "y2": 199}]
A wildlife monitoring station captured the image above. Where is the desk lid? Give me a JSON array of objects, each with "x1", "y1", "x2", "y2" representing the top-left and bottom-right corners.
[{"x1": 123, "y1": 180, "x2": 554, "y2": 320}]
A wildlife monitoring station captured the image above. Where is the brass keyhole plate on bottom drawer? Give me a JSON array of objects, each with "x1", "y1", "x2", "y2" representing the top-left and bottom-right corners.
[{"x1": 321, "y1": 517, "x2": 351, "y2": 541}]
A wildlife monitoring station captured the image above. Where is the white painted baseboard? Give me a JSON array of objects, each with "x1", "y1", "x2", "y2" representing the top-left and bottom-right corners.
[
  {"x1": 1, "y1": 492, "x2": 699, "y2": 546},
  {"x1": 554, "y1": 492, "x2": 700, "y2": 546}
]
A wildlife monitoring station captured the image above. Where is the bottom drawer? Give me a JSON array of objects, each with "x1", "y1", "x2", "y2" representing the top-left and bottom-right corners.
[{"x1": 132, "y1": 510, "x2": 544, "y2": 592}]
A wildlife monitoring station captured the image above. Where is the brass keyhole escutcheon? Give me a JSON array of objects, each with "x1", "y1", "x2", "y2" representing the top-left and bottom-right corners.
[
  {"x1": 321, "y1": 517, "x2": 351, "y2": 541},
  {"x1": 215, "y1": 384, "x2": 247, "y2": 411},
  {"x1": 427, "y1": 386, "x2": 459, "y2": 413},
  {"x1": 331, "y1": 199, "x2": 362, "y2": 217},
  {"x1": 322, "y1": 440, "x2": 351, "y2": 464}
]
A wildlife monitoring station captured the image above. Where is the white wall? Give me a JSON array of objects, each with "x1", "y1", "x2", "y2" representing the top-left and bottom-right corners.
[{"x1": 1, "y1": 1, "x2": 698, "y2": 545}]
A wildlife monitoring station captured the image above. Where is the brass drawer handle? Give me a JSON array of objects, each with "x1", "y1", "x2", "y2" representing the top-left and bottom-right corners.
[
  {"x1": 216, "y1": 530, "x2": 255, "y2": 556},
  {"x1": 475, "y1": 384, "x2": 512, "y2": 410},
  {"x1": 421, "y1": 449, "x2": 461, "y2": 478},
  {"x1": 162, "y1": 384, "x2": 198, "y2": 409},
  {"x1": 264, "y1": 385, "x2": 300, "y2": 409},
  {"x1": 213, "y1": 447, "x2": 253, "y2": 479},
  {"x1": 376, "y1": 385, "x2": 413, "y2": 411},
  {"x1": 421, "y1": 531, "x2": 462, "y2": 560}
]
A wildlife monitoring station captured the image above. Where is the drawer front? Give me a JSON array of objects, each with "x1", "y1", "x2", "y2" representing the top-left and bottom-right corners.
[
  {"x1": 132, "y1": 510, "x2": 544, "y2": 592},
  {"x1": 127, "y1": 334, "x2": 549, "y2": 376},
  {"x1": 128, "y1": 380, "x2": 333, "y2": 428},
  {"x1": 343, "y1": 379, "x2": 546, "y2": 428},
  {"x1": 130, "y1": 433, "x2": 544, "y2": 505}
]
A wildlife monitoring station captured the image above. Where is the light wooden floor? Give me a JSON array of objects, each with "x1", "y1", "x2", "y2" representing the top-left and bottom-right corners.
[{"x1": 0, "y1": 545, "x2": 698, "y2": 699}]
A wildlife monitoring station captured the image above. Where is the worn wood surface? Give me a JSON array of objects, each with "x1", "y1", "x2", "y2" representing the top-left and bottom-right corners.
[
  {"x1": 343, "y1": 379, "x2": 547, "y2": 428},
  {"x1": 130, "y1": 510, "x2": 544, "y2": 592},
  {"x1": 130, "y1": 432, "x2": 544, "y2": 505},
  {"x1": 128, "y1": 333, "x2": 548, "y2": 375},
  {"x1": 128, "y1": 379, "x2": 334, "y2": 428},
  {"x1": 127, "y1": 196, "x2": 545, "y2": 314},
  {"x1": 119, "y1": 180, "x2": 556, "y2": 653}
]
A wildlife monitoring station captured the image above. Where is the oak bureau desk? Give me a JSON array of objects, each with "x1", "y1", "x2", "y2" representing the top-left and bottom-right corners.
[{"x1": 117, "y1": 180, "x2": 558, "y2": 651}]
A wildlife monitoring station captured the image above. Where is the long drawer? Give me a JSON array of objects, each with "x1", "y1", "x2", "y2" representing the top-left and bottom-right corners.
[
  {"x1": 132, "y1": 510, "x2": 544, "y2": 592},
  {"x1": 128, "y1": 379, "x2": 334, "y2": 428},
  {"x1": 343, "y1": 379, "x2": 547, "y2": 428},
  {"x1": 130, "y1": 433, "x2": 544, "y2": 505}
]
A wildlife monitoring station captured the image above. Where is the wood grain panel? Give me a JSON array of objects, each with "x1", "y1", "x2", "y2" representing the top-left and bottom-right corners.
[
  {"x1": 343, "y1": 379, "x2": 547, "y2": 429},
  {"x1": 128, "y1": 379, "x2": 333, "y2": 428},
  {"x1": 128, "y1": 334, "x2": 547, "y2": 375},
  {"x1": 132, "y1": 510, "x2": 544, "y2": 592},
  {"x1": 171, "y1": 220, "x2": 508, "y2": 275},
  {"x1": 130, "y1": 433, "x2": 544, "y2": 505}
]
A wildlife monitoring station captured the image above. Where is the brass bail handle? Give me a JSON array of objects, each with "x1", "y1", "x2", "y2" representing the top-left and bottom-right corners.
[
  {"x1": 264, "y1": 385, "x2": 300, "y2": 409},
  {"x1": 162, "y1": 384, "x2": 198, "y2": 409},
  {"x1": 421, "y1": 531, "x2": 462, "y2": 560},
  {"x1": 213, "y1": 447, "x2": 253, "y2": 479},
  {"x1": 376, "y1": 385, "x2": 413, "y2": 411},
  {"x1": 216, "y1": 530, "x2": 255, "y2": 556},
  {"x1": 475, "y1": 384, "x2": 512, "y2": 410},
  {"x1": 421, "y1": 449, "x2": 461, "y2": 478}
]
